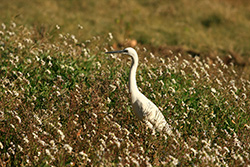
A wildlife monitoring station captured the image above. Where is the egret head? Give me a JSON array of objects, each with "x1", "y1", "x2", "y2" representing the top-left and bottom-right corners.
[{"x1": 105, "y1": 47, "x2": 138, "y2": 60}]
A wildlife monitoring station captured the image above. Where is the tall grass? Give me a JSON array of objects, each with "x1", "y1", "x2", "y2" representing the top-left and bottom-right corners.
[{"x1": 0, "y1": 24, "x2": 249, "y2": 166}]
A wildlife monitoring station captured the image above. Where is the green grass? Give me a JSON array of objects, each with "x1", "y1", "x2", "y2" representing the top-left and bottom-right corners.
[
  {"x1": 0, "y1": 0, "x2": 250, "y2": 165},
  {"x1": 1, "y1": 0, "x2": 250, "y2": 58},
  {"x1": 0, "y1": 24, "x2": 249, "y2": 166}
]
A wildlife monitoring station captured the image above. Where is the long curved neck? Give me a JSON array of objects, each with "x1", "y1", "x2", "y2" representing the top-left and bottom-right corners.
[{"x1": 129, "y1": 56, "x2": 139, "y2": 96}]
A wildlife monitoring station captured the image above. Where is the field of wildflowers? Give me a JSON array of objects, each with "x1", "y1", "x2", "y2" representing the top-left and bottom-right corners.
[{"x1": 0, "y1": 23, "x2": 249, "y2": 166}]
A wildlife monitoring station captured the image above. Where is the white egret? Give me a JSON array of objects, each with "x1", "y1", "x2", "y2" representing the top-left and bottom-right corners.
[{"x1": 105, "y1": 47, "x2": 172, "y2": 135}]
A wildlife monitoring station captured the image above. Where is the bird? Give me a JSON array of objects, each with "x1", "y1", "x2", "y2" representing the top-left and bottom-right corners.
[{"x1": 105, "y1": 47, "x2": 172, "y2": 135}]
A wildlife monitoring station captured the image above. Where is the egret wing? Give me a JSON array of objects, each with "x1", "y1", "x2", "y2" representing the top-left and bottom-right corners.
[{"x1": 141, "y1": 100, "x2": 172, "y2": 135}]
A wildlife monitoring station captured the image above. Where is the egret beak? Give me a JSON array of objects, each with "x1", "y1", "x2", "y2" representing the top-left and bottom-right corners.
[{"x1": 105, "y1": 50, "x2": 124, "y2": 54}]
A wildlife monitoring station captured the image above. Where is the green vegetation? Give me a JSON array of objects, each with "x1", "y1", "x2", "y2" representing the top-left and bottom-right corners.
[
  {"x1": 0, "y1": 0, "x2": 250, "y2": 166},
  {"x1": 1, "y1": 0, "x2": 250, "y2": 57},
  {"x1": 0, "y1": 23, "x2": 249, "y2": 166}
]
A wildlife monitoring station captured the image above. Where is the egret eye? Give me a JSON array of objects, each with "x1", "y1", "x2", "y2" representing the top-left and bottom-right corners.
[{"x1": 123, "y1": 50, "x2": 128, "y2": 53}]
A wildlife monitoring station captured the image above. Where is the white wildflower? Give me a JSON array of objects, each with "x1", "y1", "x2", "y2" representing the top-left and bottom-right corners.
[
  {"x1": 34, "y1": 114, "x2": 42, "y2": 125},
  {"x1": 10, "y1": 124, "x2": 15, "y2": 129},
  {"x1": 169, "y1": 87, "x2": 175, "y2": 93},
  {"x1": 56, "y1": 25, "x2": 60, "y2": 29},
  {"x1": 79, "y1": 151, "x2": 88, "y2": 160},
  {"x1": 15, "y1": 115, "x2": 21, "y2": 123},
  {"x1": 109, "y1": 84, "x2": 116, "y2": 92},
  {"x1": 114, "y1": 140, "x2": 121, "y2": 148},
  {"x1": 159, "y1": 80, "x2": 164, "y2": 87},
  {"x1": 107, "y1": 97, "x2": 111, "y2": 104},
  {"x1": 45, "y1": 69, "x2": 51, "y2": 75},
  {"x1": 41, "y1": 59, "x2": 45, "y2": 66},
  {"x1": 38, "y1": 139, "x2": 47, "y2": 146},
  {"x1": 11, "y1": 22, "x2": 16, "y2": 28},
  {"x1": 18, "y1": 145, "x2": 23, "y2": 152},
  {"x1": 48, "y1": 61, "x2": 52, "y2": 67},
  {"x1": 57, "y1": 122, "x2": 62, "y2": 128},
  {"x1": 64, "y1": 144, "x2": 73, "y2": 154},
  {"x1": 169, "y1": 155, "x2": 179, "y2": 166},
  {"x1": 211, "y1": 88, "x2": 216, "y2": 93},
  {"x1": 78, "y1": 24, "x2": 83, "y2": 29},
  {"x1": 96, "y1": 61, "x2": 101, "y2": 69},
  {"x1": 56, "y1": 91, "x2": 61, "y2": 96},
  {"x1": 108, "y1": 32, "x2": 113, "y2": 40},
  {"x1": 8, "y1": 147, "x2": 15, "y2": 155},
  {"x1": 2, "y1": 23, "x2": 6, "y2": 29},
  {"x1": 55, "y1": 129, "x2": 64, "y2": 140},
  {"x1": 71, "y1": 35, "x2": 78, "y2": 43},
  {"x1": 0, "y1": 142, "x2": 3, "y2": 149},
  {"x1": 150, "y1": 52, "x2": 155, "y2": 59},
  {"x1": 23, "y1": 135, "x2": 29, "y2": 143},
  {"x1": 160, "y1": 58, "x2": 165, "y2": 64},
  {"x1": 244, "y1": 124, "x2": 250, "y2": 130},
  {"x1": 13, "y1": 90, "x2": 19, "y2": 97},
  {"x1": 190, "y1": 147, "x2": 198, "y2": 156},
  {"x1": 193, "y1": 70, "x2": 200, "y2": 79},
  {"x1": 45, "y1": 149, "x2": 55, "y2": 160},
  {"x1": 180, "y1": 70, "x2": 186, "y2": 76},
  {"x1": 131, "y1": 157, "x2": 140, "y2": 167}
]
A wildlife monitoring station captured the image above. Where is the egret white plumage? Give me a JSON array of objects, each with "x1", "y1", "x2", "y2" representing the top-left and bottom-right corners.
[{"x1": 105, "y1": 47, "x2": 172, "y2": 135}]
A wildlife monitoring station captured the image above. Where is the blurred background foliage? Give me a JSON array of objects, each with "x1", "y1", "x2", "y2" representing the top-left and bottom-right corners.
[{"x1": 1, "y1": 0, "x2": 250, "y2": 61}]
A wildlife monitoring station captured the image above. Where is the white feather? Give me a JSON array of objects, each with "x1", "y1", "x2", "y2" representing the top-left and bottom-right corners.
[{"x1": 106, "y1": 47, "x2": 172, "y2": 135}]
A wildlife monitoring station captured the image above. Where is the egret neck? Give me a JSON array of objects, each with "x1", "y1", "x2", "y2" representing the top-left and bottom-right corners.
[{"x1": 129, "y1": 53, "x2": 140, "y2": 103}]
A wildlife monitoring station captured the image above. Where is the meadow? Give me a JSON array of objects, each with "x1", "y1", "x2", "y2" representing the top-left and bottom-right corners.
[
  {"x1": 1, "y1": 0, "x2": 250, "y2": 166},
  {"x1": 0, "y1": 23, "x2": 249, "y2": 166},
  {"x1": 1, "y1": 0, "x2": 250, "y2": 58}
]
